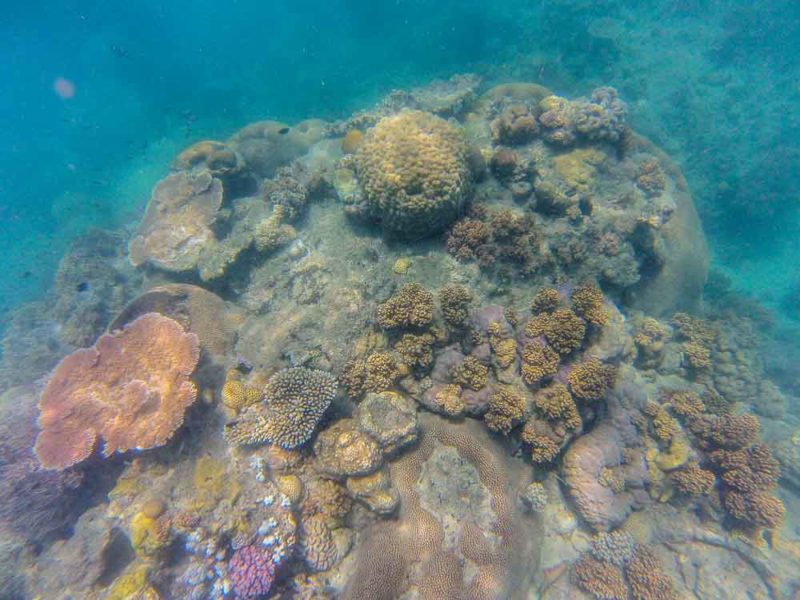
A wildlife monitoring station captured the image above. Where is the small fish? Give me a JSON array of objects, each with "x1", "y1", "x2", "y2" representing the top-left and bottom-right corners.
[
  {"x1": 278, "y1": 127, "x2": 290, "y2": 135},
  {"x1": 76, "y1": 282, "x2": 89, "y2": 292},
  {"x1": 110, "y1": 44, "x2": 129, "y2": 58}
]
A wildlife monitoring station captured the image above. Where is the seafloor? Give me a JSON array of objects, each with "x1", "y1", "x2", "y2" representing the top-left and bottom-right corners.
[{"x1": 1, "y1": 75, "x2": 799, "y2": 599}]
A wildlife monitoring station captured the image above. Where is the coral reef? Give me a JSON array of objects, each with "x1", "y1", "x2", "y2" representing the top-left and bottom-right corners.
[
  {"x1": 572, "y1": 555, "x2": 628, "y2": 600},
  {"x1": 228, "y1": 544, "x2": 276, "y2": 599},
  {"x1": 352, "y1": 109, "x2": 473, "y2": 237},
  {"x1": 34, "y1": 312, "x2": 200, "y2": 470},
  {"x1": 439, "y1": 283, "x2": 473, "y2": 328}
]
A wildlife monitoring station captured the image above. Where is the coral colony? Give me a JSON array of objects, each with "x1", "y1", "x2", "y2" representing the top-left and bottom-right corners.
[{"x1": 1, "y1": 75, "x2": 797, "y2": 599}]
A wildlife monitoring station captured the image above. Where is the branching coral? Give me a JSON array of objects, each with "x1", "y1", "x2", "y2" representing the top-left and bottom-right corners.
[
  {"x1": 520, "y1": 340, "x2": 561, "y2": 386},
  {"x1": 438, "y1": 284, "x2": 473, "y2": 328},
  {"x1": 625, "y1": 544, "x2": 676, "y2": 600},
  {"x1": 450, "y1": 356, "x2": 489, "y2": 391},
  {"x1": 354, "y1": 109, "x2": 472, "y2": 237},
  {"x1": 670, "y1": 464, "x2": 715, "y2": 496},
  {"x1": 35, "y1": 313, "x2": 200, "y2": 470},
  {"x1": 572, "y1": 555, "x2": 628, "y2": 600},
  {"x1": 531, "y1": 287, "x2": 561, "y2": 314},
  {"x1": 393, "y1": 333, "x2": 435, "y2": 370},
  {"x1": 376, "y1": 283, "x2": 434, "y2": 329},
  {"x1": 571, "y1": 283, "x2": 610, "y2": 327},
  {"x1": 568, "y1": 358, "x2": 617, "y2": 401},
  {"x1": 533, "y1": 383, "x2": 582, "y2": 430},
  {"x1": 539, "y1": 87, "x2": 627, "y2": 146},
  {"x1": 524, "y1": 309, "x2": 586, "y2": 355},
  {"x1": 521, "y1": 418, "x2": 563, "y2": 463},
  {"x1": 225, "y1": 367, "x2": 337, "y2": 449},
  {"x1": 484, "y1": 386, "x2": 528, "y2": 435}
]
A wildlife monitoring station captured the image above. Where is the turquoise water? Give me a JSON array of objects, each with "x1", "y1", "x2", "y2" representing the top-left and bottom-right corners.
[{"x1": 3, "y1": 1, "x2": 800, "y2": 598}]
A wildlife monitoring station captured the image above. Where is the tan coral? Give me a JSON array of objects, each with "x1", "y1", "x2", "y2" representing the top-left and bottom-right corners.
[
  {"x1": 531, "y1": 287, "x2": 561, "y2": 314},
  {"x1": 484, "y1": 386, "x2": 528, "y2": 435},
  {"x1": 450, "y1": 356, "x2": 489, "y2": 391},
  {"x1": 570, "y1": 282, "x2": 610, "y2": 326},
  {"x1": 568, "y1": 358, "x2": 616, "y2": 401},
  {"x1": 520, "y1": 339, "x2": 560, "y2": 386},
  {"x1": 128, "y1": 171, "x2": 223, "y2": 272},
  {"x1": 524, "y1": 309, "x2": 586, "y2": 355},
  {"x1": 354, "y1": 109, "x2": 472, "y2": 237},
  {"x1": 314, "y1": 419, "x2": 383, "y2": 478},
  {"x1": 439, "y1": 284, "x2": 473, "y2": 328},
  {"x1": 172, "y1": 140, "x2": 244, "y2": 179},
  {"x1": 533, "y1": 383, "x2": 581, "y2": 430},
  {"x1": 35, "y1": 313, "x2": 199, "y2": 470},
  {"x1": 376, "y1": 283, "x2": 435, "y2": 329},
  {"x1": 625, "y1": 544, "x2": 676, "y2": 600},
  {"x1": 571, "y1": 555, "x2": 628, "y2": 600}
]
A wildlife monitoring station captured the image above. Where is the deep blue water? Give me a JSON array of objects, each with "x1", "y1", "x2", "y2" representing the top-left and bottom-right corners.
[{"x1": 2, "y1": 0, "x2": 799, "y2": 325}]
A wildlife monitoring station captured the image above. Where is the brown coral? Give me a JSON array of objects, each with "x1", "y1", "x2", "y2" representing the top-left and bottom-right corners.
[
  {"x1": 450, "y1": 356, "x2": 489, "y2": 391},
  {"x1": 625, "y1": 544, "x2": 676, "y2": 600},
  {"x1": 521, "y1": 418, "x2": 563, "y2": 463},
  {"x1": 172, "y1": 140, "x2": 244, "y2": 179},
  {"x1": 393, "y1": 333, "x2": 435, "y2": 370},
  {"x1": 531, "y1": 287, "x2": 561, "y2": 314},
  {"x1": 484, "y1": 386, "x2": 528, "y2": 435},
  {"x1": 635, "y1": 159, "x2": 667, "y2": 197},
  {"x1": 35, "y1": 313, "x2": 200, "y2": 470},
  {"x1": 533, "y1": 383, "x2": 581, "y2": 430},
  {"x1": 524, "y1": 309, "x2": 586, "y2": 355},
  {"x1": 490, "y1": 104, "x2": 539, "y2": 145},
  {"x1": 354, "y1": 109, "x2": 472, "y2": 237},
  {"x1": 572, "y1": 555, "x2": 627, "y2": 600},
  {"x1": 376, "y1": 283, "x2": 434, "y2": 329},
  {"x1": 708, "y1": 413, "x2": 760, "y2": 449},
  {"x1": 520, "y1": 340, "x2": 560, "y2": 386},
  {"x1": 670, "y1": 464, "x2": 715, "y2": 496},
  {"x1": 439, "y1": 284, "x2": 473, "y2": 328},
  {"x1": 568, "y1": 358, "x2": 617, "y2": 401},
  {"x1": 570, "y1": 283, "x2": 610, "y2": 327}
]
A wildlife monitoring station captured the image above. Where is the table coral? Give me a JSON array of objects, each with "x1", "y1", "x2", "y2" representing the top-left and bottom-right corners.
[
  {"x1": 128, "y1": 170, "x2": 223, "y2": 273},
  {"x1": 354, "y1": 109, "x2": 473, "y2": 237},
  {"x1": 376, "y1": 283, "x2": 434, "y2": 329},
  {"x1": 34, "y1": 313, "x2": 200, "y2": 470}
]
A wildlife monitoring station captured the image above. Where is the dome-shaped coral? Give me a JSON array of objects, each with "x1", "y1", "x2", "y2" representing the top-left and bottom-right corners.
[
  {"x1": 354, "y1": 109, "x2": 473, "y2": 238},
  {"x1": 34, "y1": 313, "x2": 200, "y2": 470}
]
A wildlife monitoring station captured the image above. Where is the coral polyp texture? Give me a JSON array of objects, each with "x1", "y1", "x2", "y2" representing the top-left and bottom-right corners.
[
  {"x1": 353, "y1": 109, "x2": 473, "y2": 237},
  {"x1": 225, "y1": 367, "x2": 337, "y2": 449},
  {"x1": 34, "y1": 312, "x2": 200, "y2": 470}
]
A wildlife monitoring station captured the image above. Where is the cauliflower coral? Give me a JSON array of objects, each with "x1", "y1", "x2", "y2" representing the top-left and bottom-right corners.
[{"x1": 354, "y1": 109, "x2": 473, "y2": 238}]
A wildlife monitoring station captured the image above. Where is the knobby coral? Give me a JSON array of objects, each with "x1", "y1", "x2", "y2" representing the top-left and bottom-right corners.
[
  {"x1": 35, "y1": 313, "x2": 200, "y2": 470},
  {"x1": 376, "y1": 283, "x2": 434, "y2": 329},
  {"x1": 354, "y1": 109, "x2": 472, "y2": 237}
]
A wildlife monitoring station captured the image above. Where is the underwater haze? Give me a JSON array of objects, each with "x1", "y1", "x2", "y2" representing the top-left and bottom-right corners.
[{"x1": 2, "y1": 0, "x2": 800, "y2": 598}]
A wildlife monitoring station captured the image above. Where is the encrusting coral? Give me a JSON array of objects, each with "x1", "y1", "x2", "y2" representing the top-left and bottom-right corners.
[
  {"x1": 353, "y1": 109, "x2": 473, "y2": 237},
  {"x1": 34, "y1": 312, "x2": 200, "y2": 470}
]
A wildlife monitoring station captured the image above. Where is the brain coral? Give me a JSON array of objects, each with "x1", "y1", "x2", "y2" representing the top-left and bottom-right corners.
[
  {"x1": 128, "y1": 170, "x2": 223, "y2": 272},
  {"x1": 354, "y1": 109, "x2": 472, "y2": 238},
  {"x1": 34, "y1": 313, "x2": 200, "y2": 470}
]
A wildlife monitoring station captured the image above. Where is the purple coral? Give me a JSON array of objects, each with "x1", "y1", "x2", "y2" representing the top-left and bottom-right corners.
[{"x1": 228, "y1": 545, "x2": 276, "y2": 599}]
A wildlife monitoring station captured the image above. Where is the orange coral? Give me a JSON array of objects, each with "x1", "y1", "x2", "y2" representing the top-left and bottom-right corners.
[{"x1": 35, "y1": 313, "x2": 200, "y2": 470}]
